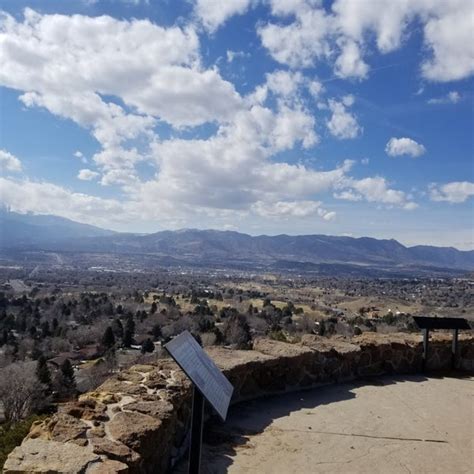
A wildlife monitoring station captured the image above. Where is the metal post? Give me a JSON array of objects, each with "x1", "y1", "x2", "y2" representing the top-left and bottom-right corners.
[
  {"x1": 452, "y1": 328, "x2": 459, "y2": 369},
  {"x1": 422, "y1": 328, "x2": 429, "y2": 372},
  {"x1": 189, "y1": 386, "x2": 205, "y2": 474}
]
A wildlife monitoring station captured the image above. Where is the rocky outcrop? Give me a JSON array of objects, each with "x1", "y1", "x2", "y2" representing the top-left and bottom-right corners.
[{"x1": 4, "y1": 332, "x2": 473, "y2": 473}]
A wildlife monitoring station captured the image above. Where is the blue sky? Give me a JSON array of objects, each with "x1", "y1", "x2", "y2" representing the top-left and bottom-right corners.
[{"x1": 0, "y1": 0, "x2": 473, "y2": 248}]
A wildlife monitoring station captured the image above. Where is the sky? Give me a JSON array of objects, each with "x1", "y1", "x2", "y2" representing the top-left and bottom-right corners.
[{"x1": 0, "y1": 0, "x2": 473, "y2": 249}]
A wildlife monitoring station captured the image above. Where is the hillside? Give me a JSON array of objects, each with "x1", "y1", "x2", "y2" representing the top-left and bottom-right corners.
[{"x1": 1, "y1": 211, "x2": 473, "y2": 272}]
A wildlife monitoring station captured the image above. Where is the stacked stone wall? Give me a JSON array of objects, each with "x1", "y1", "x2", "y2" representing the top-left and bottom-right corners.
[{"x1": 4, "y1": 333, "x2": 473, "y2": 473}]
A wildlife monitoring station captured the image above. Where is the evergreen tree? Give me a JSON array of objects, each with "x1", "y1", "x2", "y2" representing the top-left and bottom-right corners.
[
  {"x1": 60, "y1": 359, "x2": 76, "y2": 393},
  {"x1": 141, "y1": 338, "x2": 155, "y2": 354},
  {"x1": 101, "y1": 326, "x2": 115, "y2": 349},
  {"x1": 123, "y1": 316, "x2": 135, "y2": 348},
  {"x1": 112, "y1": 318, "x2": 123, "y2": 339},
  {"x1": 36, "y1": 355, "x2": 52, "y2": 390},
  {"x1": 151, "y1": 324, "x2": 162, "y2": 341},
  {"x1": 150, "y1": 301, "x2": 157, "y2": 314}
]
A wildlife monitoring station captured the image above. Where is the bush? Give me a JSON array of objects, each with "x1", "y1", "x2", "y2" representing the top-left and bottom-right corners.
[
  {"x1": 0, "y1": 415, "x2": 46, "y2": 469},
  {"x1": 222, "y1": 313, "x2": 252, "y2": 349}
]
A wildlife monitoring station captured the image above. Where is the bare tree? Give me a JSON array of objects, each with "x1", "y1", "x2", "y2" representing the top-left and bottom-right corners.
[{"x1": 0, "y1": 362, "x2": 45, "y2": 423}]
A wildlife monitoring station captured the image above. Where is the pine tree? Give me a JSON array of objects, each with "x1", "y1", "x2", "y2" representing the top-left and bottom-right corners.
[
  {"x1": 36, "y1": 355, "x2": 52, "y2": 389},
  {"x1": 123, "y1": 316, "x2": 135, "y2": 348},
  {"x1": 60, "y1": 359, "x2": 76, "y2": 393},
  {"x1": 101, "y1": 326, "x2": 115, "y2": 349},
  {"x1": 141, "y1": 338, "x2": 155, "y2": 354}
]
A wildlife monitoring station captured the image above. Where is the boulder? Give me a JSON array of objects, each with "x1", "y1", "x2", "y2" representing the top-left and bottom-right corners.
[{"x1": 3, "y1": 439, "x2": 99, "y2": 473}]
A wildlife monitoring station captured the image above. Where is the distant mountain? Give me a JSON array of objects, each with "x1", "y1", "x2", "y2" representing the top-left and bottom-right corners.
[
  {"x1": 0, "y1": 210, "x2": 116, "y2": 248},
  {"x1": 1, "y1": 211, "x2": 473, "y2": 272}
]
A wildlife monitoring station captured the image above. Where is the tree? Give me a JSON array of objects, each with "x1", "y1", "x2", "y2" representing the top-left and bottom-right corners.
[
  {"x1": 57, "y1": 359, "x2": 76, "y2": 397},
  {"x1": 141, "y1": 338, "x2": 155, "y2": 354},
  {"x1": 123, "y1": 316, "x2": 135, "y2": 348},
  {"x1": 101, "y1": 326, "x2": 115, "y2": 349},
  {"x1": 0, "y1": 362, "x2": 45, "y2": 423},
  {"x1": 112, "y1": 318, "x2": 123, "y2": 339},
  {"x1": 35, "y1": 355, "x2": 51, "y2": 390},
  {"x1": 222, "y1": 313, "x2": 252, "y2": 349},
  {"x1": 151, "y1": 324, "x2": 162, "y2": 341},
  {"x1": 150, "y1": 301, "x2": 157, "y2": 314}
]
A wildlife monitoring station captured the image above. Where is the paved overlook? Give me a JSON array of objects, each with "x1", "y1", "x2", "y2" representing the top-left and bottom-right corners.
[{"x1": 4, "y1": 333, "x2": 474, "y2": 473}]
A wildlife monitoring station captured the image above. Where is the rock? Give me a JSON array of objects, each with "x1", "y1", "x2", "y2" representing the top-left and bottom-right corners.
[
  {"x1": 86, "y1": 460, "x2": 129, "y2": 474},
  {"x1": 90, "y1": 437, "x2": 141, "y2": 466},
  {"x1": 98, "y1": 378, "x2": 148, "y2": 396},
  {"x1": 122, "y1": 400, "x2": 174, "y2": 419},
  {"x1": 89, "y1": 426, "x2": 106, "y2": 438},
  {"x1": 59, "y1": 398, "x2": 108, "y2": 422},
  {"x1": 143, "y1": 371, "x2": 169, "y2": 389},
  {"x1": 80, "y1": 391, "x2": 121, "y2": 405},
  {"x1": 129, "y1": 364, "x2": 155, "y2": 373},
  {"x1": 27, "y1": 414, "x2": 88, "y2": 444},
  {"x1": 3, "y1": 439, "x2": 99, "y2": 473},
  {"x1": 108, "y1": 411, "x2": 162, "y2": 451},
  {"x1": 117, "y1": 370, "x2": 145, "y2": 383}
]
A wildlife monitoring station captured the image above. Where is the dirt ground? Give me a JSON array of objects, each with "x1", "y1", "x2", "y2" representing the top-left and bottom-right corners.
[{"x1": 175, "y1": 374, "x2": 473, "y2": 473}]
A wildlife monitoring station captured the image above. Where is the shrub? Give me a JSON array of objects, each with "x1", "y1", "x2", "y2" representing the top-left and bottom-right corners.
[
  {"x1": 0, "y1": 415, "x2": 46, "y2": 469},
  {"x1": 222, "y1": 313, "x2": 252, "y2": 349}
]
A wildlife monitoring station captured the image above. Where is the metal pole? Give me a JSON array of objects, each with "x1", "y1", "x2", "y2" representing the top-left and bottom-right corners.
[
  {"x1": 189, "y1": 386, "x2": 205, "y2": 474},
  {"x1": 452, "y1": 328, "x2": 459, "y2": 369},
  {"x1": 422, "y1": 328, "x2": 429, "y2": 372}
]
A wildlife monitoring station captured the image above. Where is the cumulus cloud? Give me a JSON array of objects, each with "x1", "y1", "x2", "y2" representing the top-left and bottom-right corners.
[
  {"x1": 334, "y1": 39, "x2": 369, "y2": 79},
  {"x1": 336, "y1": 176, "x2": 417, "y2": 210},
  {"x1": 385, "y1": 137, "x2": 426, "y2": 158},
  {"x1": 0, "y1": 9, "x2": 242, "y2": 132},
  {"x1": 194, "y1": 0, "x2": 252, "y2": 32},
  {"x1": 257, "y1": 0, "x2": 474, "y2": 82},
  {"x1": 77, "y1": 169, "x2": 99, "y2": 181},
  {"x1": 252, "y1": 200, "x2": 321, "y2": 218},
  {"x1": 0, "y1": 177, "x2": 125, "y2": 226},
  {"x1": 258, "y1": 5, "x2": 332, "y2": 69},
  {"x1": 427, "y1": 91, "x2": 461, "y2": 105},
  {"x1": 0, "y1": 7, "x2": 418, "y2": 228},
  {"x1": 326, "y1": 96, "x2": 362, "y2": 139},
  {"x1": 430, "y1": 182, "x2": 474, "y2": 203},
  {"x1": 0, "y1": 149, "x2": 22, "y2": 172}
]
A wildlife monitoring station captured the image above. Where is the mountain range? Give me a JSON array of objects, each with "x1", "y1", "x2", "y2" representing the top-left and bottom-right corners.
[{"x1": 1, "y1": 210, "x2": 473, "y2": 273}]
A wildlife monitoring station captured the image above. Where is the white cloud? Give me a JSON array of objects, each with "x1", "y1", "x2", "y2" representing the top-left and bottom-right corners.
[
  {"x1": 0, "y1": 8, "x2": 419, "y2": 230},
  {"x1": 252, "y1": 200, "x2": 322, "y2": 218},
  {"x1": 73, "y1": 150, "x2": 88, "y2": 164},
  {"x1": 421, "y1": 4, "x2": 474, "y2": 82},
  {"x1": 194, "y1": 0, "x2": 252, "y2": 32},
  {"x1": 430, "y1": 182, "x2": 474, "y2": 203},
  {"x1": 326, "y1": 96, "x2": 362, "y2": 139},
  {"x1": 385, "y1": 137, "x2": 426, "y2": 158},
  {"x1": 427, "y1": 91, "x2": 461, "y2": 105},
  {"x1": 0, "y1": 9, "x2": 242, "y2": 132},
  {"x1": 226, "y1": 50, "x2": 249, "y2": 62},
  {"x1": 334, "y1": 39, "x2": 369, "y2": 79},
  {"x1": 258, "y1": 0, "x2": 474, "y2": 82},
  {"x1": 77, "y1": 169, "x2": 99, "y2": 181},
  {"x1": 0, "y1": 177, "x2": 126, "y2": 227},
  {"x1": 336, "y1": 176, "x2": 417, "y2": 210},
  {"x1": 0, "y1": 149, "x2": 22, "y2": 172},
  {"x1": 258, "y1": 6, "x2": 333, "y2": 69}
]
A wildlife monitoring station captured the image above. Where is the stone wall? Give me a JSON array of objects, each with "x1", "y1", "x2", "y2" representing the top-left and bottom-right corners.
[{"x1": 4, "y1": 332, "x2": 474, "y2": 473}]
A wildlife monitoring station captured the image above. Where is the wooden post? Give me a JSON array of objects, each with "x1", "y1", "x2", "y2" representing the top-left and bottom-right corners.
[
  {"x1": 452, "y1": 328, "x2": 459, "y2": 369},
  {"x1": 189, "y1": 386, "x2": 205, "y2": 474},
  {"x1": 422, "y1": 328, "x2": 429, "y2": 372}
]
